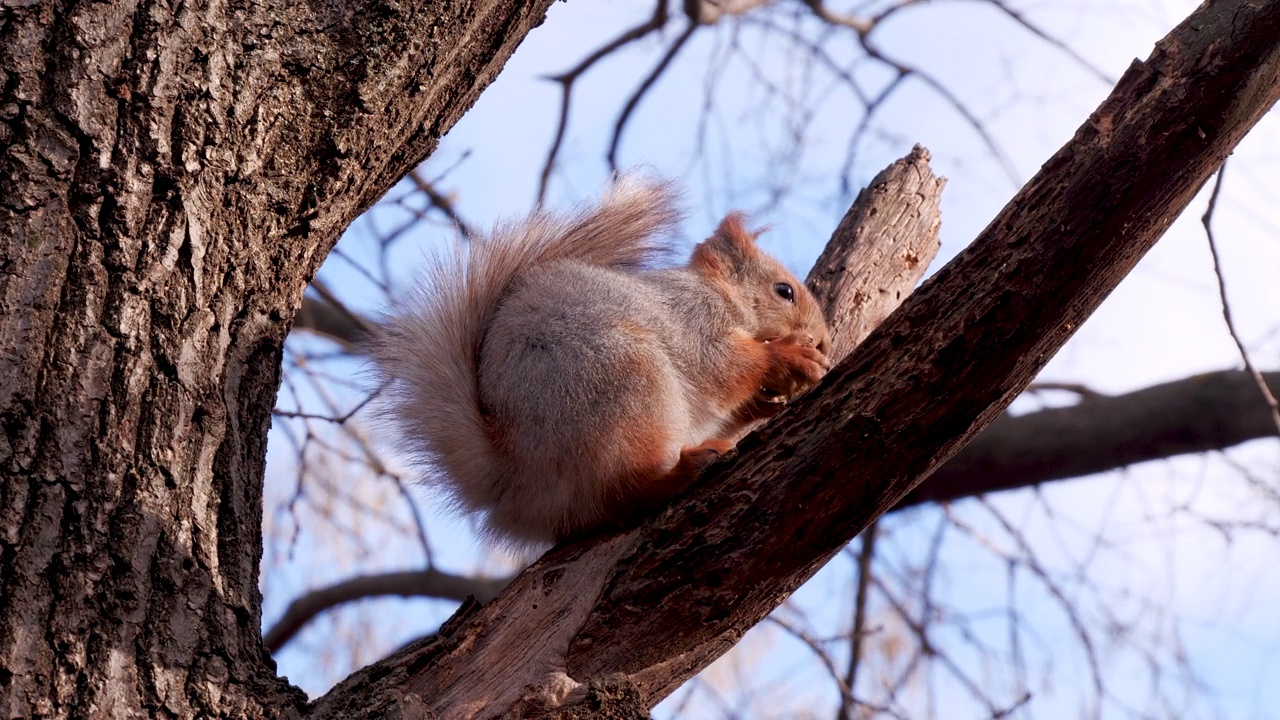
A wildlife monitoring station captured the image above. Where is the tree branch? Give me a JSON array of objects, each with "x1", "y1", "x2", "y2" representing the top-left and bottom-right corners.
[
  {"x1": 538, "y1": 0, "x2": 671, "y2": 203},
  {"x1": 551, "y1": 4, "x2": 1280, "y2": 700},
  {"x1": 291, "y1": 297, "x2": 370, "y2": 348},
  {"x1": 294, "y1": 296, "x2": 375, "y2": 351},
  {"x1": 1201, "y1": 164, "x2": 1280, "y2": 435},
  {"x1": 805, "y1": 146, "x2": 943, "y2": 357},
  {"x1": 607, "y1": 22, "x2": 701, "y2": 172},
  {"x1": 263, "y1": 569, "x2": 511, "y2": 654},
  {"x1": 902, "y1": 369, "x2": 1280, "y2": 508}
]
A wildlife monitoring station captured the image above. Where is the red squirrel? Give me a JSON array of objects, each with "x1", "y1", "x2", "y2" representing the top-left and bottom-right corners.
[{"x1": 373, "y1": 176, "x2": 831, "y2": 545}]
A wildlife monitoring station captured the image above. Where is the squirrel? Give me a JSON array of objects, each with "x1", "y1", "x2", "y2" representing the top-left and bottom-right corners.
[{"x1": 373, "y1": 176, "x2": 832, "y2": 546}]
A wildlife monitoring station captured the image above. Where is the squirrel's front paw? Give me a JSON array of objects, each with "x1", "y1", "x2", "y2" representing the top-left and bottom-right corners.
[{"x1": 760, "y1": 332, "x2": 830, "y2": 400}]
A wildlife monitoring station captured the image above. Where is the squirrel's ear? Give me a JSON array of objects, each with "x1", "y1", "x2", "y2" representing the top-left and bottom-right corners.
[{"x1": 691, "y1": 212, "x2": 763, "y2": 275}]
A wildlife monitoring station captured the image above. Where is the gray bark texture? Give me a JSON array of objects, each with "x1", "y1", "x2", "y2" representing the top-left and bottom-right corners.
[{"x1": 0, "y1": 0, "x2": 555, "y2": 717}]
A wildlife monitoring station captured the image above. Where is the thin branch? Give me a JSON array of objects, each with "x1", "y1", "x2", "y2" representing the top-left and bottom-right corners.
[
  {"x1": 800, "y1": 0, "x2": 875, "y2": 35},
  {"x1": 1201, "y1": 163, "x2": 1280, "y2": 436},
  {"x1": 965, "y1": 501, "x2": 1105, "y2": 715},
  {"x1": 264, "y1": 569, "x2": 513, "y2": 653},
  {"x1": 870, "y1": 573, "x2": 1008, "y2": 717},
  {"x1": 977, "y1": 0, "x2": 1113, "y2": 85},
  {"x1": 607, "y1": 22, "x2": 701, "y2": 172},
  {"x1": 767, "y1": 615, "x2": 907, "y2": 720},
  {"x1": 293, "y1": 296, "x2": 373, "y2": 350},
  {"x1": 837, "y1": 521, "x2": 878, "y2": 720},
  {"x1": 538, "y1": 0, "x2": 671, "y2": 204},
  {"x1": 270, "y1": 387, "x2": 379, "y2": 424},
  {"x1": 891, "y1": 58, "x2": 1020, "y2": 184},
  {"x1": 1023, "y1": 381, "x2": 1102, "y2": 398},
  {"x1": 407, "y1": 169, "x2": 475, "y2": 240}
]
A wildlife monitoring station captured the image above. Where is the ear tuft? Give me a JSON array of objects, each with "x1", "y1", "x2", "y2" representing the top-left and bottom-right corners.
[
  {"x1": 714, "y1": 212, "x2": 764, "y2": 255},
  {"x1": 690, "y1": 212, "x2": 764, "y2": 275}
]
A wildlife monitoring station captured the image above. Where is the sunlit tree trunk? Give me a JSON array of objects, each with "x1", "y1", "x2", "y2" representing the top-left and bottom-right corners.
[{"x1": 0, "y1": 0, "x2": 554, "y2": 716}]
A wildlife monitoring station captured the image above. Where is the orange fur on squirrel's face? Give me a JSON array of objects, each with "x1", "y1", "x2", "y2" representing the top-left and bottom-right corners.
[
  {"x1": 692, "y1": 214, "x2": 832, "y2": 358},
  {"x1": 375, "y1": 175, "x2": 832, "y2": 546}
]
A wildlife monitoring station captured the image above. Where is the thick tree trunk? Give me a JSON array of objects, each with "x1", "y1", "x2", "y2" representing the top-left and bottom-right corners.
[{"x1": 0, "y1": 0, "x2": 554, "y2": 717}]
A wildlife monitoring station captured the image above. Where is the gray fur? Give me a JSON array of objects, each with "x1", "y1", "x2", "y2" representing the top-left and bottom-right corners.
[{"x1": 372, "y1": 175, "x2": 827, "y2": 545}]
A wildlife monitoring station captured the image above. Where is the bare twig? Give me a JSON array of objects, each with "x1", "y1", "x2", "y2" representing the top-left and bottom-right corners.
[
  {"x1": 264, "y1": 569, "x2": 514, "y2": 653},
  {"x1": 871, "y1": 573, "x2": 1008, "y2": 717},
  {"x1": 294, "y1": 295, "x2": 374, "y2": 350},
  {"x1": 799, "y1": 0, "x2": 875, "y2": 35},
  {"x1": 607, "y1": 22, "x2": 701, "y2": 172},
  {"x1": 538, "y1": 0, "x2": 671, "y2": 203},
  {"x1": 407, "y1": 169, "x2": 476, "y2": 240},
  {"x1": 1023, "y1": 381, "x2": 1103, "y2": 398},
  {"x1": 837, "y1": 521, "x2": 878, "y2": 720},
  {"x1": 978, "y1": 0, "x2": 1112, "y2": 84},
  {"x1": 1201, "y1": 164, "x2": 1280, "y2": 436},
  {"x1": 957, "y1": 501, "x2": 1105, "y2": 716},
  {"x1": 767, "y1": 614, "x2": 906, "y2": 720}
]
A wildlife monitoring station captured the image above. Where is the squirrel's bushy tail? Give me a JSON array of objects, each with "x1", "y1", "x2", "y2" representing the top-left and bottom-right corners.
[{"x1": 372, "y1": 175, "x2": 683, "y2": 519}]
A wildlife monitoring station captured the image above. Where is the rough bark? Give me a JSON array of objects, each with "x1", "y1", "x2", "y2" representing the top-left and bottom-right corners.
[
  {"x1": 0, "y1": 0, "x2": 555, "y2": 717},
  {"x1": 303, "y1": 1, "x2": 1280, "y2": 716},
  {"x1": 805, "y1": 146, "x2": 944, "y2": 360}
]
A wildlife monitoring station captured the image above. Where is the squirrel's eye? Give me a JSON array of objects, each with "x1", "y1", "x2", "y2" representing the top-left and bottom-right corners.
[{"x1": 773, "y1": 282, "x2": 795, "y2": 302}]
